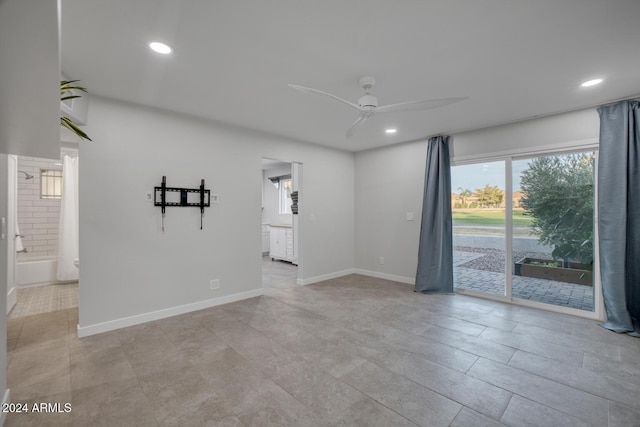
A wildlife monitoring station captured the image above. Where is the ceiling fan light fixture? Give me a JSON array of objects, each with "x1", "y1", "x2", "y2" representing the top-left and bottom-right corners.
[
  {"x1": 149, "y1": 41, "x2": 173, "y2": 54},
  {"x1": 580, "y1": 78, "x2": 603, "y2": 87}
]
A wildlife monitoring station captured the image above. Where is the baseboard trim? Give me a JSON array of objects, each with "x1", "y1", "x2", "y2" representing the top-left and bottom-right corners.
[
  {"x1": 296, "y1": 269, "x2": 415, "y2": 286},
  {"x1": 353, "y1": 269, "x2": 415, "y2": 285},
  {"x1": 18, "y1": 280, "x2": 75, "y2": 289},
  {"x1": 1, "y1": 388, "x2": 10, "y2": 426},
  {"x1": 77, "y1": 288, "x2": 264, "y2": 337},
  {"x1": 297, "y1": 269, "x2": 356, "y2": 286}
]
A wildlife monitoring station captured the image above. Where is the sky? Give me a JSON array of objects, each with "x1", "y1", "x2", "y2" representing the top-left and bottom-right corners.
[{"x1": 451, "y1": 160, "x2": 531, "y2": 193}]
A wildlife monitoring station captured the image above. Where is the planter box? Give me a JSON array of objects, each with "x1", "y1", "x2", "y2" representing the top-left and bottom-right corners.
[{"x1": 514, "y1": 257, "x2": 592, "y2": 286}]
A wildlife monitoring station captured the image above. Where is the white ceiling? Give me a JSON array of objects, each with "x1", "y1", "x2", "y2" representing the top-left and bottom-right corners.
[{"x1": 61, "y1": 0, "x2": 640, "y2": 152}]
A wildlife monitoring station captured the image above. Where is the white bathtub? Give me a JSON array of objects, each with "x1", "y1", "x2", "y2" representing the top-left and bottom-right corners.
[{"x1": 16, "y1": 257, "x2": 66, "y2": 287}]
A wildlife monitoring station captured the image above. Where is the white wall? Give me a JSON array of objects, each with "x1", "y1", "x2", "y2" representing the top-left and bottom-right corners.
[
  {"x1": 451, "y1": 108, "x2": 599, "y2": 161},
  {"x1": 262, "y1": 164, "x2": 293, "y2": 226},
  {"x1": 0, "y1": 0, "x2": 62, "y2": 414},
  {"x1": 78, "y1": 97, "x2": 354, "y2": 335},
  {"x1": 354, "y1": 108, "x2": 600, "y2": 282},
  {"x1": 0, "y1": 154, "x2": 8, "y2": 417},
  {"x1": 0, "y1": 0, "x2": 60, "y2": 159},
  {"x1": 354, "y1": 142, "x2": 426, "y2": 282}
]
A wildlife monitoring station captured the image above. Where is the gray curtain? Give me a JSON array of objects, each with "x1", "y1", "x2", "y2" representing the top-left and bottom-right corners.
[
  {"x1": 415, "y1": 135, "x2": 453, "y2": 293},
  {"x1": 597, "y1": 100, "x2": 640, "y2": 336}
]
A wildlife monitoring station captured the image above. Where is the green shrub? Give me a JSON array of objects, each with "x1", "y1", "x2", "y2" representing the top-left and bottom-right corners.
[{"x1": 520, "y1": 153, "x2": 594, "y2": 265}]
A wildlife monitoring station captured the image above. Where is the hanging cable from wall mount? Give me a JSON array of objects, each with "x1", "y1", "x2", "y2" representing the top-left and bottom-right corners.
[
  {"x1": 199, "y1": 179, "x2": 205, "y2": 230},
  {"x1": 161, "y1": 176, "x2": 166, "y2": 232}
]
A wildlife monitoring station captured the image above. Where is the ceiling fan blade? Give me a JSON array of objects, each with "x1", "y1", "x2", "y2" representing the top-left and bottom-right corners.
[
  {"x1": 376, "y1": 97, "x2": 468, "y2": 114},
  {"x1": 346, "y1": 115, "x2": 368, "y2": 139},
  {"x1": 289, "y1": 84, "x2": 361, "y2": 112}
]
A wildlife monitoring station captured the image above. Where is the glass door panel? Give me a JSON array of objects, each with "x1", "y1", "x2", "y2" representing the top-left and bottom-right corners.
[
  {"x1": 511, "y1": 153, "x2": 595, "y2": 311},
  {"x1": 452, "y1": 161, "x2": 506, "y2": 297}
]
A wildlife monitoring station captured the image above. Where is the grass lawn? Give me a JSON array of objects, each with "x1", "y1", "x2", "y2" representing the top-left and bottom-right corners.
[{"x1": 452, "y1": 209, "x2": 533, "y2": 227}]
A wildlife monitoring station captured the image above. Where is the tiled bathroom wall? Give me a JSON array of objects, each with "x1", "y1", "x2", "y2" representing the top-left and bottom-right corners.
[{"x1": 17, "y1": 156, "x2": 62, "y2": 260}]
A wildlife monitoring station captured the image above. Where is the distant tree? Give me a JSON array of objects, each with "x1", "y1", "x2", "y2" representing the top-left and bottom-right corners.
[
  {"x1": 474, "y1": 185, "x2": 503, "y2": 208},
  {"x1": 457, "y1": 187, "x2": 473, "y2": 207},
  {"x1": 491, "y1": 186, "x2": 504, "y2": 207},
  {"x1": 520, "y1": 153, "x2": 594, "y2": 265}
]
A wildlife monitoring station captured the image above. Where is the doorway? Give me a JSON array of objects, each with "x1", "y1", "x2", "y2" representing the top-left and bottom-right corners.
[
  {"x1": 452, "y1": 150, "x2": 599, "y2": 317},
  {"x1": 8, "y1": 152, "x2": 79, "y2": 319},
  {"x1": 261, "y1": 158, "x2": 302, "y2": 290}
]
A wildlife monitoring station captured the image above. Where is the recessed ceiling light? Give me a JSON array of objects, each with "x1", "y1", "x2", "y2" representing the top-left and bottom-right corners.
[
  {"x1": 580, "y1": 78, "x2": 603, "y2": 87},
  {"x1": 385, "y1": 128, "x2": 397, "y2": 134},
  {"x1": 149, "y1": 41, "x2": 173, "y2": 55}
]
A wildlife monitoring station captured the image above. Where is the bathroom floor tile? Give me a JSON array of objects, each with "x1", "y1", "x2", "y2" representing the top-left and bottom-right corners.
[{"x1": 8, "y1": 282, "x2": 78, "y2": 319}]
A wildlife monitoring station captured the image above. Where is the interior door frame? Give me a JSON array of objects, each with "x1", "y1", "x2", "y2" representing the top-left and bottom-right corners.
[
  {"x1": 6, "y1": 155, "x2": 17, "y2": 314},
  {"x1": 260, "y1": 157, "x2": 303, "y2": 285}
]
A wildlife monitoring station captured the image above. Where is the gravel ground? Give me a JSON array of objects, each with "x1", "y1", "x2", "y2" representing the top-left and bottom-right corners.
[{"x1": 455, "y1": 246, "x2": 552, "y2": 273}]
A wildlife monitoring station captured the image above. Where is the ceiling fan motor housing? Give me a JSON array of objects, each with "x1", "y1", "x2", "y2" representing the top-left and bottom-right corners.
[{"x1": 358, "y1": 94, "x2": 378, "y2": 108}]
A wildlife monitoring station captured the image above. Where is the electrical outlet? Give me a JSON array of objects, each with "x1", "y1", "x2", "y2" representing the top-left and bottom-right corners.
[
  {"x1": 210, "y1": 279, "x2": 220, "y2": 290},
  {"x1": 379, "y1": 256, "x2": 384, "y2": 265}
]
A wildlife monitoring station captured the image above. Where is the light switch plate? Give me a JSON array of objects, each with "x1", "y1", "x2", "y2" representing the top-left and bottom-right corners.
[{"x1": 406, "y1": 212, "x2": 415, "y2": 221}]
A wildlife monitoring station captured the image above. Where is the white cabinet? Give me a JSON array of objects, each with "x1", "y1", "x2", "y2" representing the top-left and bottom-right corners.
[
  {"x1": 292, "y1": 215, "x2": 298, "y2": 265},
  {"x1": 269, "y1": 226, "x2": 284, "y2": 260},
  {"x1": 269, "y1": 225, "x2": 294, "y2": 263},
  {"x1": 285, "y1": 228, "x2": 294, "y2": 261},
  {"x1": 261, "y1": 224, "x2": 270, "y2": 255}
]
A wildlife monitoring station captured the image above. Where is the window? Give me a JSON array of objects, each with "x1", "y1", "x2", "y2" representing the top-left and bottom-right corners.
[
  {"x1": 279, "y1": 178, "x2": 292, "y2": 214},
  {"x1": 40, "y1": 169, "x2": 63, "y2": 199}
]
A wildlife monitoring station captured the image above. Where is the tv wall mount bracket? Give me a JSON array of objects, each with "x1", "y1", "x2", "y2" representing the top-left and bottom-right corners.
[{"x1": 154, "y1": 176, "x2": 210, "y2": 231}]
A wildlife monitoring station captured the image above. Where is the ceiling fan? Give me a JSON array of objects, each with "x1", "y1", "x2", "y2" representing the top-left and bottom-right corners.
[{"x1": 289, "y1": 76, "x2": 467, "y2": 138}]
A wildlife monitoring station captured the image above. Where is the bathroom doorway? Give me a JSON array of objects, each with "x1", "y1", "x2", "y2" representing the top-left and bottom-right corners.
[
  {"x1": 261, "y1": 158, "x2": 302, "y2": 290},
  {"x1": 8, "y1": 150, "x2": 79, "y2": 319}
]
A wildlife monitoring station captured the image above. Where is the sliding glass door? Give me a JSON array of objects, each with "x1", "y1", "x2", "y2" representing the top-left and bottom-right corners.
[
  {"x1": 452, "y1": 161, "x2": 506, "y2": 297},
  {"x1": 452, "y1": 151, "x2": 596, "y2": 313},
  {"x1": 511, "y1": 153, "x2": 595, "y2": 311}
]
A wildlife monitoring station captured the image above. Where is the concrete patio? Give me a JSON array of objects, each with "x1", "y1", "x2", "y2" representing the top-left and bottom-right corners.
[{"x1": 453, "y1": 249, "x2": 594, "y2": 312}]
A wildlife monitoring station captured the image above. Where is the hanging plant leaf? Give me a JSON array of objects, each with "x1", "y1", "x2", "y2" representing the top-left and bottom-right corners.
[
  {"x1": 61, "y1": 116, "x2": 92, "y2": 141},
  {"x1": 60, "y1": 80, "x2": 91, "y2": 141},
  {"x1": 60, "y1": 80, "x2": 88, "y2": 93}
]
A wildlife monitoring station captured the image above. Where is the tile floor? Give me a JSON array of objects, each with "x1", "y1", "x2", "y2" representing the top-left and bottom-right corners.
[
  {"x1": 5, "y1": 258, "x2": 640, "y2": 426},
  {"x1": 8, "y1": 283, "x2": 79, "y2": 319}
]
